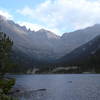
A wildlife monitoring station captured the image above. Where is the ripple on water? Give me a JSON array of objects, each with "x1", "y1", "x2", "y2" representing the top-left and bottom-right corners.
[{"x1": 10, "y1": 74, "x2": 100, "y2": 100}]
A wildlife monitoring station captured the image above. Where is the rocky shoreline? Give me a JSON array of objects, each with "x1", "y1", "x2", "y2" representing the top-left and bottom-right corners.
[{"x1": 10, "y1": 88, "x2": 47, "y2": 99}]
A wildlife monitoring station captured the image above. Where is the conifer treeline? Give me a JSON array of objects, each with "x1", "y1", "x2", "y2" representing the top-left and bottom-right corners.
[{"x1": 0, "y1": 32, "x2": 13, "y2": 76}]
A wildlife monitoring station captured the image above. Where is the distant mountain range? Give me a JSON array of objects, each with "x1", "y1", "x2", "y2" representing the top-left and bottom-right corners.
[
  {"x1": 1, "y1": 15, "x2": 100, "y2": 59},
  {"x1": 0, "y1": 15, "x2": 100, "y2": 73}
]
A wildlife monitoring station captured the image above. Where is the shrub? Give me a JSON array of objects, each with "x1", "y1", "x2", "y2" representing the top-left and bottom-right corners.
[
  {"x1": 0, "y1": 78, "x2": 15, "y2": 94},
  {"x1": 0, "y1": 94, "x2": 18, "y2": 100}
]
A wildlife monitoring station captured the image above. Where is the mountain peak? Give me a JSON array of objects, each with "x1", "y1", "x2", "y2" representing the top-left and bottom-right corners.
[
  {"x1": 38, "y1": 28, "x2": 46, "y2": 32},
  {"x1": 36, "y1": 28, "x2": 60, "y2": 39},
  {"x1": 0, "y1": 15, "x2": 7, "y2": 21},
  {"x1": 92, "y1": 24, "x2": 100, "y2": 29}
]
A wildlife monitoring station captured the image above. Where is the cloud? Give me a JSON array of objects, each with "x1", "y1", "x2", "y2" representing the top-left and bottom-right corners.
[
  {"x1": 17, "y1": 7, "x2": 33, "y2": 17},
  {"x1": 18, "y1": 0, "x2": 100, "y2": 34},
  {"x1": 0, "y1": 9, "x2": 13, "y2": 19}
]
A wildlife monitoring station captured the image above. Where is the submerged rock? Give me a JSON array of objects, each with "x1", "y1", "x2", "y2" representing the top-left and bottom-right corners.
[
  {"x1": 35, "y1": 89, "x2": 47, "y2": 92},
  {"x1": 12, "y1": 88, "x2": 47, "y2": 100},
  {"x1": 68, "y1": 81, "x2": 72, "y2": 83}
]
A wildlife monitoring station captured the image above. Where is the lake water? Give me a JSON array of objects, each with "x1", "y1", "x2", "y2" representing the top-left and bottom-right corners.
[{"x1": 11, "y1": 74, "x2": 100, "y2": 100}]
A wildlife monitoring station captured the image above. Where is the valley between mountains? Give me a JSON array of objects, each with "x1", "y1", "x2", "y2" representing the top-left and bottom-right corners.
[{"x1": 0, "y1": 15, "x2": 100, "y2": 73}]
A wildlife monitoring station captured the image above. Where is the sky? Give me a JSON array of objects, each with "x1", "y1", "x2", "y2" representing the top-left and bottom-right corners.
[{"x1": 0, "y1": 0, "x2": 100, "y2": 35}]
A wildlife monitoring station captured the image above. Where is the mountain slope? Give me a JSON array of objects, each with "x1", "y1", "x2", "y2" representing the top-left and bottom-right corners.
[
  {"x1": 60, "y1": 24, "x2": 100, "y2": 54},
  {"x1": 60, "y1": 35, "x2": 100, "y2": 66}
]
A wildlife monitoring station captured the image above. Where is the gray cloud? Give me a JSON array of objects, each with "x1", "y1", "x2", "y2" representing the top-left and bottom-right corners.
[{"x1": 17, "y1": 0, "x2": 100, "y2": 34}]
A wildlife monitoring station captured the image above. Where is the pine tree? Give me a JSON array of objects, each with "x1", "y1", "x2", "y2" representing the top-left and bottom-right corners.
[{"x1": 0, "y1": 32, "x2": 13, "y2": 77}]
